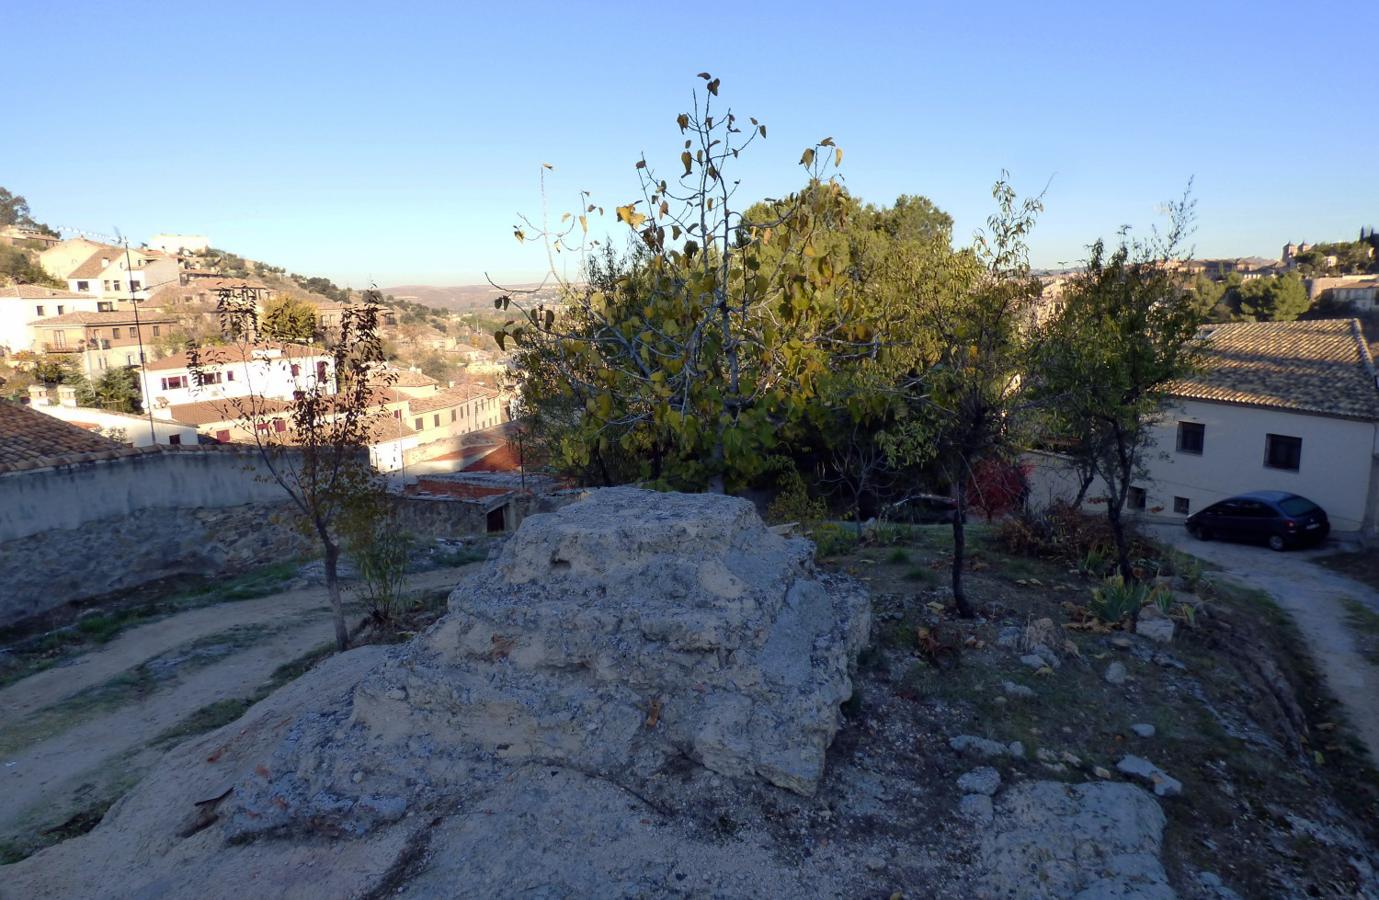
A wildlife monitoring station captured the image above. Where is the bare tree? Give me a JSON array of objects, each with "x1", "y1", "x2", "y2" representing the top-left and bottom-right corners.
[{"x1": 189, "y1": 286, "x2": 394, "y2": 651}]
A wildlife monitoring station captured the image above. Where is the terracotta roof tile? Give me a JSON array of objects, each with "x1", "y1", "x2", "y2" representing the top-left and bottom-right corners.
[
  {"x1": 0, "y1": 402, "x2": 123, "y2": 470},
  {"x1": 162, "y1": 398, "x2": 294, "y2": 426},
  {"x1": 0, "y1": 284, "x2": 91, "y2": 300},
  {"x1": 1169, "y1": 319, "x2": 1379, "y2": 421},
  {"x1": 31, "y1": 311, "x2": 175, "y2": 327}
]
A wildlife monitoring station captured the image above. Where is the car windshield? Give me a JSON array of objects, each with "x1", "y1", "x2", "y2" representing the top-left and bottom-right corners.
[{"x1": 1279, "y1": 497, "x2": 1317, "y2": 516}]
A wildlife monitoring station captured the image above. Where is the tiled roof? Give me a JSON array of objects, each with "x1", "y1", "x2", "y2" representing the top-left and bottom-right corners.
[
  {"x1": 0, "y1": 284, "x2": 91, "y2": 300},
  {"x1": 387, "y1": 368, "x2": 439, "y2": 388},
  {"x1": 142, "y1": 343, "x2": 326, "y2": 372},
  {"x1": 30, "y1": 311, "x2": 175, "y2": 327},
  {"x1": 162, "y1": 398, "x2": 293, "y2": 426},
  {"x1": 66, "y1": 248, "x2": 173, "y2": 279},
  {"x1": 67, "y1": 250, "x2": 124, "y2": 279},
  {"x1": 1168, "y1": 319, "x2": 1379, "y2": 421},
  {"x1": 0, "y1": 401, "x2": 123, "y2": 471},
  {"x1": 406, "y1": 383, "x2": 492, "y2": 414}
]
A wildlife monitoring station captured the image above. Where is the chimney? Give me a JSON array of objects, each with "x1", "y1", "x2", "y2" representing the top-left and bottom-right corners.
[
  {"x1": 56, "y1": 384, "x2": 79, "y2": 407},
  {"x1": 27, "y1": 384, "x2": 51, "y2": 406}
]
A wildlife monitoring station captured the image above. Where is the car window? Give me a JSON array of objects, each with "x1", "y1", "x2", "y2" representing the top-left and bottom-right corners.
[
  {"x1": 1279, "y1": 497, "x2": 1317, "y2": 516},
  {"x1": 1241, "y1": 501, "x2": 1276, "y2": 518}
]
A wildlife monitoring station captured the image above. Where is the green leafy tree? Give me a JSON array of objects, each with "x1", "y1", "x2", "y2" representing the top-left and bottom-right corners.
[
  {"x1": 1031, "y1": 192, "x2": 1205, "y2": 587},
  {"x1": 500, "y1": 74, "x2": 862, "y2": 492},
  {"x1": 81, "y1": 365, "x2": 143, "y2": 413},
  {"x1": 1236, "y1": 273, "x2": 1309, "y2": 321},
  {"x1": 880, "y1": 179, "x2": 1044, "y2": 618},
  {"x1": 261, "y1": 293, "x2": 321, "y2": 342}
]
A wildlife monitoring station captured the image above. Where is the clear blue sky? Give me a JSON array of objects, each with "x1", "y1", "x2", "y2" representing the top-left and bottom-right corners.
[{"x1": 5, "y1": 0, "x2": 1376, "y2": 287}]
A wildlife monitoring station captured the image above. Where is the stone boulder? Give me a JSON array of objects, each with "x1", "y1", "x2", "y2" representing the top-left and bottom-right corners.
[
  {"x1": 980, "y1": 781, "x2": 1173, "y2": 899},
  {"x1": 225, "y1": 487, "x2": 870, "y2": 847}
]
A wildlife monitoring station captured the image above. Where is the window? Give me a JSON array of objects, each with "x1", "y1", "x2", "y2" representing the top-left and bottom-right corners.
[
  {"x1": 1128, "y1": 487, "x2": 1146, "y2": 510},
  {"x1": 77, "y1": 281, "x2": 90, "y2": 292},
  {"x1": 56, "y1": 305, "x2": 64, "y2": 315},
  {"x1": 126, "y1": 354, "x2": 135, "y2": 365},
  {"x1": 226, "y1": 370, "x2": 234, "y2": 381},
  {"x1": 112, "y1": 281, "x2": 121, "y2": 292},
  {"x1": 130, "y1": 280, "x2": 142, "y2": 291},
  {"x1": 97, "y1": 301, "x2": 113, "y2": 311},
  {"x1": 316, "y1": 361, "x2": 327, "y2": 383},
  {"x1": 450, "y1": 410, "x2": 456, "y2": 422},
  {"x1": 1176, "y1": 422, "x2": 1204, "y2": 454},
  {"x1": 103, "y1": 280, "x2": 111, "y2": 291},
  {"x1": 54, "y1": 331, "x2": 67, "y2": 348},
  {"x1": 273, "y1": 419, "x2": 287, "y2": 433},
  {"x1": 111, "y1": 327, "x2": 121, "y2": 339},
  {"x1": 414, "y1": 418, "x2": 423, "y2": 430},
  {"x1": 167, "y1": 434, "x2": 181, "y2": 446},
  {"x1": 197, "y1": 371, "x2": 223, "y2": 385},
  {"x1": 1173, "y1": 496, "x2": 1190, "y2": 515},
  {"x1": 215, "y1": 429, "x2": 231, "y2": 443},
  {"x1": 256, "y1": 421, "x2": 272, "y2": 432},
  {"x1": 434, "y1": 414, "x2": 441, "y2": 427},
  {"x1": 152, "y1": 325, "x2": 161, "y2": 336},
  {"x1": 393, "y1": 409, "x2": 401, "y2": 419},
  {"x1": 35, "y1": 305, "x2": 44, "y2": 317},
  {"x1": 161, "y1": 375, "x2": 189, "y2": 390},
  {"x1": 1264, "y1": 434, "x2": 1302, "y2": 471},
  {"x1": 291, "y1": 363, "x2": 301, "y2": 377}
]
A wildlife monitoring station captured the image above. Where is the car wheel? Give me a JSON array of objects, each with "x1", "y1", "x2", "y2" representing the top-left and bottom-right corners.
[
  {"x1": 1193, "y1": 526, "x2": 1210, "y2": 541},
  {"x1": 1268, "y1": 534, "x2": 1286, "y2": 552}
]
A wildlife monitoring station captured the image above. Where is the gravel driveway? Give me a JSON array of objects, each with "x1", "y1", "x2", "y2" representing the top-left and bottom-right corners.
[{"x1": 1151, "y1": 525, "x2": 1379, "y2": 764}]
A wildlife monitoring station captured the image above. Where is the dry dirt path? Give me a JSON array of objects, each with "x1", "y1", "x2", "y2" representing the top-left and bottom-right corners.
[
  {"x1": 1152, "y1": 525, "x2": 1379, "y2": 764},
  {"x1": 0, "y1": 565, "x2": 475, "y2": 849}
]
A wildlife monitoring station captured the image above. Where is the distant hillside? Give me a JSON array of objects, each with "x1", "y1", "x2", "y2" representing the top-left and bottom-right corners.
[{"x1": 382, "y1": 283, "x2": 560, "y2": 312}]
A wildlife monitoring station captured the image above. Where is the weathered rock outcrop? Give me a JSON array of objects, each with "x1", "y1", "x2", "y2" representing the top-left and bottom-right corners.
[{"x1": 5, "y1": 488, "x2": 871, "y2": 898}]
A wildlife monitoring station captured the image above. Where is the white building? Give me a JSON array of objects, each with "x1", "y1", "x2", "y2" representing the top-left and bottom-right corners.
[
  {"x1": 28, "y1": 384, "x2": 198, "y2": 447},
  {"x1": 148, "y1": 233, "x2": 210, "y2": 255},
  {"x1": 139, "y1": 344, "x2": 335, "y2": 411},
  {"x1": 0, "y1": 285, "x2": 114, "y2": 356},
  {"x1": 65, "y1": 246, "x2": 181, "y2": 302},
  {"x1": 1028, "y1": 319, "x2": 1379, "y2": 537}
]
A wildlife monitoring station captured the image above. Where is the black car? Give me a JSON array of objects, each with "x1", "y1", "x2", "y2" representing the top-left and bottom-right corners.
[{"x1": 1186, "y1": 491, "x2": 1329, "y2": 551}]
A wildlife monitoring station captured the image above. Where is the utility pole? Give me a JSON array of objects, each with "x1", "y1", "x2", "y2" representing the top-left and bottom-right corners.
[{"x1": 122, "y1": 238, "x2": 159, "y2": 446}]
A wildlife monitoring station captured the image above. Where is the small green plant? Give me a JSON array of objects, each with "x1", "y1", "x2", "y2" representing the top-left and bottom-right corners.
[
  {"x1": 340, "y1": 502, "x2": 414, "y2": 626},
  {"x1": 886, "y1": 547, "x2": 911, "y2": 565},
  {"x1": 810, "y1": 522, "x2": 859, "y2": 558},
  {"x1": 1078, "y1": 546, "x2": 1108, "y2": 578},
  {"x1": 1090, "y1": 576, "x2": 1154, "y2": 624}
]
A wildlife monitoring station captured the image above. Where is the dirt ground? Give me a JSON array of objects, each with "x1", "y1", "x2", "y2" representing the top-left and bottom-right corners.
[
  {"x1": 0, "y1": 563, "x2": 478, "y2": 863},
  {"x1": 810, "y1": 522, "x2": 1379, "y2": 898}
]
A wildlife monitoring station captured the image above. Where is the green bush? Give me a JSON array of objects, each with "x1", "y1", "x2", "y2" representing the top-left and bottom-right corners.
[{"x1": 767, "y1": 468, "x2": 827, "y2": 526}]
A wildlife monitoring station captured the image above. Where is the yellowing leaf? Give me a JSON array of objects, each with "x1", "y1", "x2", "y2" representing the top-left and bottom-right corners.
[
  {"x1": 800, "y1": 148, "x2": 815, "y2": 167},
  {"x1": 616, "y1": 204, "x2": 647, "y2": 228},
  {"x1": 834, "y1": 147, "x2": 844, "y2": 167},
  {"x1": 681, "y1": 151, "x2": 693, "y2": 176}
]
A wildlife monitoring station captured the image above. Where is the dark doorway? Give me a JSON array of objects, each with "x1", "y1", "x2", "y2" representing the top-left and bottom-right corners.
[{"x1": 486, "y1": 505, "x2": 507, "y2": 533}]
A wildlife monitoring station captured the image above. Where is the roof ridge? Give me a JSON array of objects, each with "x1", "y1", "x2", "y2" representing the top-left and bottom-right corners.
[{"x1": 1351, "y1": 318, "x2": 1379, "y2": 386}]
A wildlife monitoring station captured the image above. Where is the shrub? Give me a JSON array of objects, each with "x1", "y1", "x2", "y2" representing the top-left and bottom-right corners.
[
  {"x1": 767, "y1": 467, "x2": 827, "y2": 526},
  {"x1": 1090, "y1": 576, "x2": 1154, "y2": 624},
  {"x1": 810, "y1": 522, "x2": 858, "y2": 558},
  {"x1": 966, "y1": 457, "x2": 1031, "y2": 522},
  {"x1": 997, "y1": 501, "x2": 1151, "y2": 566}
]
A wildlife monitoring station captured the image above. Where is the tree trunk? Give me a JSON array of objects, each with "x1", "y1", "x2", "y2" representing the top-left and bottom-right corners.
[
  {"x1": 950, "y1": 479, "x2": 975, "y2": 618},
  {"x1": 321, "y1": 531, "x2": 350, "y2": 652},
  {"x1": 1072, "y1": 470, "x2": 1095, "y2": 507},
  {"x1": 1105, "y1": 485, "x2": 1135, "y2": 585}
]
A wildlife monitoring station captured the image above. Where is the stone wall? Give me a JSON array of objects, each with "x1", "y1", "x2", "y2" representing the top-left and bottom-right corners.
[
  {"x1": 0, "y1": 448, "x2": 310, "y2": 625},
  {"x1": 0, "y1": 503, "x2": 307, "y2": 625}
]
